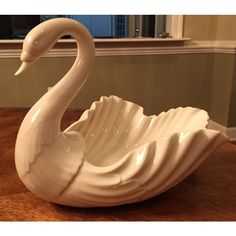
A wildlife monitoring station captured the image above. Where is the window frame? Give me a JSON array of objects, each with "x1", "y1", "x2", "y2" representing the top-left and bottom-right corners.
[{"x1": 166, "y1": 15, "x2": 184, "y2": 38}]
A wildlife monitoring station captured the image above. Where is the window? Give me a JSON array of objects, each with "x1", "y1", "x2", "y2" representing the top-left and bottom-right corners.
[
  {"x1": 0, "y1": 15, "x2": 187, "y2": 58},
  {"x1": 0, "y1": 15, "x2": 169, "y2": 40}
]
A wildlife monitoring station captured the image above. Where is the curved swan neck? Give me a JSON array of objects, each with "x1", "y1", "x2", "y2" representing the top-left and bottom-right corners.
[
  {"x1": 45, "y1": 19, "x2": 95, "y2": 114},
  {"x1": 23, "y1": 19, "x2": 95, "y2": 137}
]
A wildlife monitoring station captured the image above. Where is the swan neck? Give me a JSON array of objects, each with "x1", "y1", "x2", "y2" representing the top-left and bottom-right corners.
[{"x1": 35, "y1": 21, "x2": 95, "y2": 135}]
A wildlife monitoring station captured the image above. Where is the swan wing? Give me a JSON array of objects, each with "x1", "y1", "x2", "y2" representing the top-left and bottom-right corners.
[
  {"x1": 56, "y1": 129, "x2": 227, "y2": 207},
  {"x1": 56, "y1": 96, "x2": 228, "y2": 207}
]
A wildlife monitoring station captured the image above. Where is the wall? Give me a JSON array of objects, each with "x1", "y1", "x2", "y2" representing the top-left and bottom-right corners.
[
  {"x1": 215, "y1": 15, "x2": 236, "y2": 40},
  {"x1": 183, "y1": 15, "x2": 218, "y2": 40},
  {"x1": 0, "y1": 54, "x2": 213, "y2": 116},
  {"x1": 210, "y1": 53, "x2": 235, "y2": 126},
  {"x1": 183, "y1": 15, "x2": 236, "y2": 41},
  {"x1": 184, "y1": 15, "x2": 236, "y2": 127},
  {"x1": 228, "y1": 57, "x2": 236, "y2": 127}
]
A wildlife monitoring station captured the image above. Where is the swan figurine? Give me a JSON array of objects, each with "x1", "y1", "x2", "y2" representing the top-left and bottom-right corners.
[{"x1": 15, "y1": 18, "x2": 228, "y2": 207}]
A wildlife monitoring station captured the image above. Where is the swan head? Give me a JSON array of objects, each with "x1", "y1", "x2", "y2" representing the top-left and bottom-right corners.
[{"x1": 15, "y1": 19, "x2": 67, "y2": 76}]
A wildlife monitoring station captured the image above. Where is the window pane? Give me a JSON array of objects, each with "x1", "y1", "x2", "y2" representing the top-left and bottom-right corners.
[{"x1": 0, "y1": 15, "x2": 167, "y2": 39}]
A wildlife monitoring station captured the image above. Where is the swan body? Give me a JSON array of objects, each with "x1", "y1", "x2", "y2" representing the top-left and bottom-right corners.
[{"x1": 15, "y1": 18, "x2": 228, "y2": 207}]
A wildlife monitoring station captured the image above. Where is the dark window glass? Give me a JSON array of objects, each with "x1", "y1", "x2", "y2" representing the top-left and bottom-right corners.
[{"x1": 0, "y1": 15, "x2": 166, "y2": 39}]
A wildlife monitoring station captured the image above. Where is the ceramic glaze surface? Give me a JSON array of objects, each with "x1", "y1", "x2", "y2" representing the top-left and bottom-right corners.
[{"x1": 15, "y1": 18, "x2": 228, "y2": 207}]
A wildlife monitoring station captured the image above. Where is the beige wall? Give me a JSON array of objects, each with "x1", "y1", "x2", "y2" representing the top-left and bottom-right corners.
[
  {"x1": 183, "y1": 15, "x2": 218, "y2": 40},
  {"x1": 215, "y1": 15, "x2": 236, "y2": 40},
  {"x1": 184, "y1": 15, "x2": 236, "y2": 127},
  {"x1": 228, "y1": 59, "x2": 236, "y2": 127},
  {"x1": 210, "y1": 53, "x2": 235, "y2": 126},
  {"x1": 0, "y1": 52, "x2": 234, "y2": 126},
  {"x1": 184, "y1": 15, "x2": 236, "y2": 41},
  {"x1": 0, "y1": 54, "x2": 213, "y2": 116}
]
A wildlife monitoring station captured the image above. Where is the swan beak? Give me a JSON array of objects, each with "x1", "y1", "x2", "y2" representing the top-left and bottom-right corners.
[{"x1": 15, "y1": 61, "x2": 32, "y2": 76}]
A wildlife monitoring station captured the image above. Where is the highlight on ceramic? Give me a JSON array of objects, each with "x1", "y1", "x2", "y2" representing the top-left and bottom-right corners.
[{"x1": 14, "y1": 18, "x2": 228, "y2": 207}]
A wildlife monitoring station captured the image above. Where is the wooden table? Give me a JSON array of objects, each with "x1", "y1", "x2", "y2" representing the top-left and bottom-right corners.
[{"x1": 0, "y1": 108, "x2": 236, "y2": 221}]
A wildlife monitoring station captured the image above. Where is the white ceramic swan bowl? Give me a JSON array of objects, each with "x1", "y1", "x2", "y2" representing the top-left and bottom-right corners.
[{"x1": 15, "y1": 18, "x2": 228, "y2": 207}]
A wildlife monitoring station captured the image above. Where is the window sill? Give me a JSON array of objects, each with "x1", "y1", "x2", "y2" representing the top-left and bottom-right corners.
[
  {"x1": 95, "y1": 38, "x2": 191, "y2": 42},
  {"x1": 0, "y1": 37, "x2": 191, "y2": 45},
  {"x1": 0, "y1": 37, "x2": 192, "y2": 58}
]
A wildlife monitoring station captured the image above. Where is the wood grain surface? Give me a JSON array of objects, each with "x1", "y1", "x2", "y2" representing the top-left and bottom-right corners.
[{"x1": 0, "y1": 108, "x2": 236, "y2": 221}]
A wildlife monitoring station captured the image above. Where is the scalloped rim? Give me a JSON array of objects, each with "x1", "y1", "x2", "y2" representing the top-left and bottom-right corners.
[
  {"x1": 64, "y1": 95, "x2": 227, "y2": 170},
  {"x1": 66, "y1": 95, "x2": 210, "y2": 133}
]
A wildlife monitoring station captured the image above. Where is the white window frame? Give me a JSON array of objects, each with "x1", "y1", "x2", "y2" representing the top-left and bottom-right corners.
[{"x1": 166, "y1": 15, "x2": 184, "y2": 38}]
